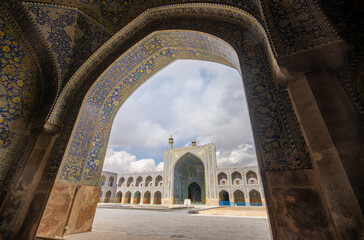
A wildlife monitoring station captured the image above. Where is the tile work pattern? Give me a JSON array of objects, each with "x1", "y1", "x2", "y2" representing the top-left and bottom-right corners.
[
  {"x1": 23, "y1": 2, "x2": 112, "y2": 91},
  {"x1": 0, "y1": 13, "x2": 38, "y2": 183},
  {"x1": 57, "y1": 30, "x2": 241, "y2": 185},
  {"x1": 41, "y1": 4, "x2": 311, "y2": 187},
  {"x1": 2, "y1": 1, "x2": 343, "y2": 186}
]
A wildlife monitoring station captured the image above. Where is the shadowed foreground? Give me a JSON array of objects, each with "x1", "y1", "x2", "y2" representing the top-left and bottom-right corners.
[{"x1": 65, "y1": 208, "x2": 271, "y2": 240}]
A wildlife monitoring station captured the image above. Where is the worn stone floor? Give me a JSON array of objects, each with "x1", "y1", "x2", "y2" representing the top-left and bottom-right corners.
[{"x1": 65, "y1": 207, "x2": 272, "y2": 240}]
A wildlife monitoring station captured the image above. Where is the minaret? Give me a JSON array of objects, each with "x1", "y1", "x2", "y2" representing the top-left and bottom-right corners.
[{"x1": 168, "y1": 135, "x2": 174, "y2": 149}]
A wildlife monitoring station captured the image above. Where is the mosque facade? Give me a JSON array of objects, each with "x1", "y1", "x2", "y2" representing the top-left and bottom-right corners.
[
  {"x1": 100, "y1": 139, "x2": 265, "y2": 207},
  {"x1": 0, "y1": 1, "x2": 363, "y2": 239}
]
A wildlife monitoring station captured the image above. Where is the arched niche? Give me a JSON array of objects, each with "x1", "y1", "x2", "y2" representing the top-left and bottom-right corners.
[
  {"x1": 145, "y1": 176, "x2": 153, "y2": 187},
  {"x1": 219, "y1": 190, "x2": 230, "y2": 206},
  {"x1": 143, "y1": 191, "x2": 151, "y2": 204},
  {"x1": 136, "y1": 176, "x2": 143, "y2": 187},
  {"x1": 116, "y1": 191, "x2": 122, "y2": 203},
  {"x1": 173, "y1": 153, "x2": 205, "y2": 205},
  {"x1": 108, "y1": 176, "x2": 114, "y2": 187},
  {"x1": 124, "y1": 191, "x2": 131, "y2": 204},
  {"x1": 118, "y1": 177, "x2": 125, "y2": 187},
  {"x1": 217, "y1": 172, "x2": 228, "y2": 186},
  {"x1": 133, "y1": 191, "x2": 141, "y2": 204},
  {"x1": 126, "y1": 177, "x2": 133, "y2": 187}
]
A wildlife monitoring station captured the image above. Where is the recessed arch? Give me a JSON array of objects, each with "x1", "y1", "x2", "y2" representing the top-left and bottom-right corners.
[
  {"x1": 118, "y1": 177, "x2": 125, "y2": 187},
  {"x1": 153, "y1": 191, "x2": 162, "y2": 205},
  {"x1": 143, "y1": 191, "x2": 151, "y2": 204},
  {"x1": 124, "y1": 191, "x2": 131, "y2": 204},
  {"x1": 249, "y1": 190, "x2": 262, "y2": 206},
  {"x1": 219, "y1": 190, "x2": 230, "y2": 206},
  {"x1": 173, "y1": 153, "x2": 205, "y2": 205},
  {"x1": 104, "y1": 191, "x2": 112, "y2": 203},
  {"x1": 233, "y1": 190, "x2": 246, "y2": 206},
  {"x1": 136, "y1": 176, "x2": 143, "y2": 187},
  {"x1": 246, "y1": 171, "x2": 258, "y2": 184},
  {"x1": 155, "y1": 175, "x2": 163, "y2": 187},
  {"x1": 116, "y1": 191, "x2": 122, "y2": 203},
  {"x1": 217, "y1": 172, "x2": 228, "y2": 186},
  {"x1": 108, "y1": 176, "x2": 114, "y2": 187},
  {"x1": 231, "y1": 171, "x2": 242, "y2": 185},
  {"x1": 126, "y1": 177, "x2": 133, "y2": 187},
  {"x1": 145, "y1": 176, "x2": 153, "y2": 187},
  {"x1": 133, "y1": 191, "x2": 141, "y2": 204}
]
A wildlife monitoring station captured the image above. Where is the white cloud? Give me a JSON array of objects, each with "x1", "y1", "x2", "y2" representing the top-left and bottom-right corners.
[
  {"x1": 105, "y1": 60, "x2": 259, "y2": 170},
  {"x1": 216, "y1": 144, "x2": 257, "y2": 167},
  {"x1": 103, "y1": 148, "x2": 163, "y2": 173}
]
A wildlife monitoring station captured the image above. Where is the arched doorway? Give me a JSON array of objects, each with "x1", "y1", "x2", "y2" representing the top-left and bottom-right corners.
[
  {"x1": 116, "y1": 191, "x2": 122, "y2": 203},
  {"x1": 154, "y1": 191, "x2": 161, "y2": 205},
  {"x1": 173, "y1": 153, "x2": 205, "y2": 204},
  {"x1": 233, "y1": 190, "x2": 245, "y2": 206},
  {"x1": 133, "y1": 191, "x2": 141, "y2": 204},
  {"x1": 249, "y1": 190, "x2": 262, "y2": 206},
  {"x1": 124, "y1": 191, "x2": 131, "y2": 204},
  {"x1": 143, "y1": 191, "x2": 151, "y2": 204},
  {"x1": 104, "y1": 191, "x2": 112, "y2": 203},
  {"x1": 188, "y1": 182, "x2": 202, "y2": 204},
  {"x1": 28, "y1": 3, "x2": 338, "y2": 239},
  {"x1": 219, "y1": 190, "x2": 230, "y2": 206}
]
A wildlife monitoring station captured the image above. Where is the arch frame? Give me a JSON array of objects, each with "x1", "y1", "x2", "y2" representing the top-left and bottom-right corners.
[
  {"x1": 172, "y1": 152, "x2": 206, "y2": 205},
  {"x1": 28, "y1": 3, "x2": 346, "y2": 240}
]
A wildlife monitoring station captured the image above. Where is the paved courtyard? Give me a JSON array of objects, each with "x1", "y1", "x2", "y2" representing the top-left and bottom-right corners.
[{"x1": 66, "y1": 207, "x2": 272, "y2": 240}]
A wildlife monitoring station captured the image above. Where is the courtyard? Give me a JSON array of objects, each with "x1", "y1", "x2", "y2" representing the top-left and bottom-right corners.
[{"x1": 65, "y1": 207, "x2": 271, "y2": 240}]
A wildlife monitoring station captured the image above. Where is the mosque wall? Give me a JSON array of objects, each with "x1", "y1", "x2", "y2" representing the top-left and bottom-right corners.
[{"x1": 99, "y1": 143, "x2": 265, "y2": 207}]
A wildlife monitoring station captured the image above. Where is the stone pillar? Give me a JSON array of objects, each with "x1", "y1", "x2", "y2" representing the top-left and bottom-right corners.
[
  {"x1": 0, "y1": 122, "x2": 61, "y2": 240},
  {"x1": 276, "y1": 41, "x2": 364, "y2": 239}
]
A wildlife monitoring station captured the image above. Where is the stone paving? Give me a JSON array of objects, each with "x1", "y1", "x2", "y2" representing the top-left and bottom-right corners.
[{"x1": 65, "y1": 207, "x2": 272, "y2": 240}]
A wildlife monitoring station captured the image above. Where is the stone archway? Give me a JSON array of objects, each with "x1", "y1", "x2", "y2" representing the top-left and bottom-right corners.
[
  {"x1": 173, "y1": 153, "x2": 205, "y2": 205},
  {"x1": 219, "y1": 190, "x2": 230, "y2": 206},
  {"x1": 124, "y1": 192, "x2": 131, "y2": 204},
  {"x1": 188, "y1": 182, "x2": 202, "y2": 204},
  {"x1": 7, "y1": 3, "x2": 356, "y2": 240},
  {"x1": 233, "y1": 190, "x2": 245, "y2": 206},
  {"x1": 153, "y1": 191, "x2": 161, "y2": 205},
  {"x1": 143, "y1": 191, "x2": 151, "y2": 204},
  {"x1": 249, "y1": 190, "x2": 262, "y2": 206}
]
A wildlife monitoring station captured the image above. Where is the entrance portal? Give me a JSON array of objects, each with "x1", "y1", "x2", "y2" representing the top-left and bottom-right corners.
[
  {"x1": 173, "y1": 153, "x2": 205, "y2": 204},
  {"x1": 188, "y1": 182, "x2": 202, "y2": 204},
  {"x1": 219, "y1": 190, "x2": 230, "y2": 206}
]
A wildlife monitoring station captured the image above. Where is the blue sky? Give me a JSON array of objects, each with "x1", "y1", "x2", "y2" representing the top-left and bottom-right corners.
[{"x1": 103, "y1": 60, "x2": 257, "y2": 173}]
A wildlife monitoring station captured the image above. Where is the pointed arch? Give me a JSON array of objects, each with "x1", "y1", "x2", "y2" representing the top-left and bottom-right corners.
[
  {"x1": 116, "y1": 191, "x2": 122, "y2": 203},
  {"x1": 217, "y1": 172, "x2": 228, "y2": 185},
  {"x1": 231, "y1": 171, "x2": 242, "y2": 185},
  {"x1": 154, "y1": 191, "x2": 161, "y2": 205},
  {"x1": 145, "y1": 176, "x2": 153, "y2": 187},
  {"x1": 233, "y1": 190, "x2": 245, "y2": 206},
  {"x1": 143, "y1": 191, "x2": 151, "y2": 204},
  {"x1": 118, "y1": 177, "x2": 125, "y2": 187},
  {"x1": 249, "y1": 190, "x2": 262, "y2": 206},
  {"x1": 127, "y1": 177, "x2": 134, "y2": 187},
  {"x1": 219, "y1": 190, "x2": 230, "y2": 206}
]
